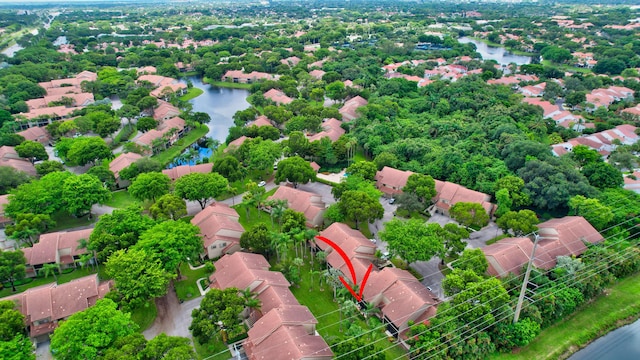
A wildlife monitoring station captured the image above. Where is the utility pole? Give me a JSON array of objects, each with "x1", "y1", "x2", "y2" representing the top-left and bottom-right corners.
[{"x1": 513, "y1": 233, "x2": 540, "y2": 324}]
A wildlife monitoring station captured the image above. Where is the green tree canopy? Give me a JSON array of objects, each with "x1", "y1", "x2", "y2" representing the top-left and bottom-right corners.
[
  {"x1": 0, "y1": 300, "x2": 26, "y2": 341},
  {"x1": 338, "y1": 190, "x2": 384, "y2": 230},
  {"x1": 5, "y1": 213, "x2": 55, "y2": 246},
  {"x1": 274, "y1": 156, "x2": 316, "y2": 188},
  {"x1": 66, "y1": 137, "x2": 113, "y2": 166},
  {"x1": 35, "y1": 160, "x2": 65, "y2": 177},
  {"x1": 449, "y1": 202, "x2": 489, "y2": 228},
  {"x1": 106, "y1": 248, "x2": 175, "y2": 309},
  {"x1": 331, "y1": 175, "x2": 381, "y2": 201},
  {"x1": 379, "y1": 219, "x2": 446, "y2": 264},
  {"x1": 174, "y1": 172, "x2": 228, "y2": 209},
  {"x1": 50, "y1": 298, "x2": 138, "y2": 360},
  {"x1": 568, "y1": 195, "x2": 614, "y2": 231},
  {"x1": 496, "y1": 209, "x2": 539, "y2": 236},
  {"x1": 15, "y1": 140, "x2": 48, "y2": 163},
  {"x1": 134, "y1": 220, "x2": 203, "y2": 274},
  {"x1": 403, "y1": 173, "x2": 436, "y2": 204},
  {"x1": 62, "y1": 174, "x2": 111, "y2": 218},
  {"x1": 149, "y1": 193, "x2": 187, "y2": 220},
  {"x1": 128, "y1": 172, "x2": 171, "y2": 202},
  {"x1": 239, "y1": 223, "x2": 271, "y2": 257},
  {"x1": 89, "y1": 206, "x2": 156, "y2": 262},
  {"x1": 452, "y1": 248, "x2": 489, "y2": 274},
  {"x1": 190, "y1": 287, "x2": 246, "y2": 344},
  {"x1": 345, "y1": 161, "x2": 377, "y2": 181},
  {"x1": 0, "y1": 249, "x2": 26, "y2": 292},
  {"x1": 212, "y1": 156, "x2": 244, "y2": 182},
  {"x1": 0, "y1": 166, "x2": 31, "y2": 195}
]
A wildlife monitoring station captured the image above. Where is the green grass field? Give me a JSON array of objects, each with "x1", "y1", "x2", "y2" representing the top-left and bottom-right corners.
[
  {"x1": 179, "y1": 87, "x2": 204, "y2": 101},
  {"x1": 130, "y1": 299, "x2": 158, "y2": 332},
  {"x1": 174, "y1": 262, "x2": 212, "y2": 302},
  {"x1": 152, "y1": 125, "x2": 209, "y2": 166},
  {"x1": 492, "y1": 272, "x2": 640, "y2": 360},
  {"x1": 203, "y1": 79, "x2": 252, "y2": 89},
  {"x1": 49, "y1": 210, "x2": 97, "y2": 232},
  {"x1": 104, "y1": 190, "x2": 140, "y2": 209}
]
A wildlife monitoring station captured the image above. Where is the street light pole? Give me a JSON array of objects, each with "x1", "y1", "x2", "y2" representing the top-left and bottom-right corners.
[{"x1": 513, "y1": 233, "x2": 540, "y2": 324}]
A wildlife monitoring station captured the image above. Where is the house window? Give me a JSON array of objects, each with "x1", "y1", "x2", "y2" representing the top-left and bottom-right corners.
[
  {"x1": 221, "y1": 242, "x2": 227, "y2": 247},
  {"x1": 210, "y1": 245, "x2": 217, "y2": 249}
]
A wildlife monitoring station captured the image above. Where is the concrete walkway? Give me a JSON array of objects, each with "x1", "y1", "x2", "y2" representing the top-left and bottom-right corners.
[{"x1": 143, "y1": 284, "x2": 203, "y2": 340}]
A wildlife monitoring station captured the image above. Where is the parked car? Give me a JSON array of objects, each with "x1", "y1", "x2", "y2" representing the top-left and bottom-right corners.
[
  {"x1": 258, "y1": 181, "x2": 266, "y2": 187},
  {"x1": 388, "y1": 198, "x2": 395, "y2": 204}
]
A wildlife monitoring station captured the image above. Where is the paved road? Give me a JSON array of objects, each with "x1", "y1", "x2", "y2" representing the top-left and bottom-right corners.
[{"x1": 143, "y1": 284, "x2": 203, "y2": 340}]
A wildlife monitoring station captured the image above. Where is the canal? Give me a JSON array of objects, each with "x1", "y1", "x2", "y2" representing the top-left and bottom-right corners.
[
  {"x1": 569, "y1": 318, "x2": 640, "y2": 360},
  {"x1": 458, "y1": 37, "x2": 532, "y2": 66}
]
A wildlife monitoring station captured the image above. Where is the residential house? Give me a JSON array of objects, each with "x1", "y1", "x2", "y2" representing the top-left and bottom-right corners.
[
  {"x1": 433, "y1": 180, "x2": 495, "y2": 216},
  {"x1": 248, "y1": 115, "x2": 273, "y2": 128},
  {"x1": 137, "y1": 66, "x2": 157, "y2": 75},
  {"x1": 520, "y1": 83, "x2": 546, "y2": 97},
  {"x1": 2, "y1": 274, "x2": 112, "y2": 343},
  {"x1": 536, "y1": 216, "x2": 604, "y2": 265},
  {"x1": 522, "y1": 98, "x2": 562, "y2": 119},
  {"x1": 138, "y1": 75, "x2": 187, "y2": 100},
  {"x1": 191, "y1": 203, "x2": 244, "y2": 259},
  {"x1": 0, "y1": 146, "x2": 37, "y2": 176},
  {"x1": 374, "y1": 166, "x2": 414, "y2": 196},
  {"x1": 267, "y1": 186, "x2": 326, "y2": 228},
  {"x1": 135, "y1": 117, "x2": 186, "y2": 155},
  {"x1": 362, "y1": 267, "x2": 439, "y2": 345},
  {"x1": 317, "y1": 223, "x2": 377, "y2": 285},
  {"x1": 162, "y1": 163, "x2": 214, "y2": 181},
  {"x1": 26, "y1": 93, "x2": 94, "y2": 111},
  {"x1": 585, "y1": 86, "x2": 634, "y2": 110},
  {"x1": 108, "y1": 152, "x2": 143, "y2": 188},
  {"x1": 209, "y1": 252, "x2": 333, "y2": 360},
  {"x1": 551, "y1": 124, "x2": 638, "y2": 157},
  {"x1": 38, "y1": 71, "x2": 97, "y2": 93},
  {"x1": 17, "y1": 126, "x2": 51, "y2": 145},
  {"x1": 307, "y1": 118, "x2": 345, "y2": 143},
  {"x1": 308, "y1": 69, "x2": 325, "y2": 80},
  {"x1": 339, "y1": 96, "x2": 368, "y2": 122},
  {"x1": 18, "y1": 105, "x2": 79, "y2": 123},
  {"x1": 222, "y1": 70, "x2": 280, "y2": 84},
  {"x1": 263, "y1": 88, "x2": 293, "y2": 105},
  {"x1": 483, "y1": 237, "x2": 555, "y2": 277},
  {"x1": 280, "y1": 56, "x2": 301, "y2": 67},
  {"x1": 152, "y1": 101, "x2": 181, "y2": 121},
  {"x1": 622, "y1": 104, "x2": 640, "y2": 119},
  {"x1": 224, "y1": 135, "x2": 249, "y2": 153},
  {"x1": 624, "y1": 171, "x2": 640, "y2": 194},
  {"x1": 21, "y1": 228, "x2": 93, "y2": 277}
]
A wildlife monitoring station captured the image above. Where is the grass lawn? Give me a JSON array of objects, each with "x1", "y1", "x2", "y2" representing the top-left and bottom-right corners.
[
  {"x1": 343, "y1": 219, "x2": 373, "y2": 239},
  {"x1": 104, "y1": 190, "x2": 140, "y2": 209},
  {"x1": 540, "y1": 60, "x2": 593, "y2": 74},
  {"x1": 354, "y1": 146, "x2": 367, "y2": 162},
  {"x1": 179, "y1": 87, "x2": 204, "y2": 101},
  {"x1": 130, "y1": 299, "x2": 158, "y2": 332},
  {"x1": 233, "y1": 188, "x2": 278, "y2": 231},
  {"x1": 0, "y1": 267, "x2": 100, "y2": 298},
  {"x1": 152, "y1": 125, "x2": 209, "y2": 166},
  {"x1": 175, "y1": 262, "x2": 212, "y2": 302},
  {"x1": 193, "y1": 337, "x2": 230, "y2": 360},
  {"x1": 491, "y1": 272, "x2": 640, "y2": 360},
  {"x1": 203, "y1": 78, "x2": 252, "y2": 89},
  {"x1": 49, "y1": 210, "x2": 97, "y2": 232}
]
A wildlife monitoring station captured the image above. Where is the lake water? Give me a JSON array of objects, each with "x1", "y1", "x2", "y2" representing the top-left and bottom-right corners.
[
  {"x1": 458, "y1": 37, "x2": 532, "y2": 66},
  {"x1": 569, "y1": 318, "x2": 640, "y2": 360},
  {"x1": 182, "y1": 77, "x2": 250, "y2": 143}
]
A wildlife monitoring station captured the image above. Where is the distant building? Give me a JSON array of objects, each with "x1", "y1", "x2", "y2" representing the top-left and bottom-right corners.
[
  {"x1": 307, "y1": 118, "x2": 345, "y2": 143},
  {"x1": 339, "y1": 96, "x2": 368, "y2": 122}
]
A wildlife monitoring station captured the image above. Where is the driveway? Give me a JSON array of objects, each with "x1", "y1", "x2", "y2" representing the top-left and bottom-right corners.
[
  {"x1": 296, "y1": 181, "x2": 336, "y2": 206},
  {"x1": 35, "y1": 341, "x2": 53, "y2": 360},
  {"x1": 143, "y1": 284, "x2": 203, "y2": 340}
]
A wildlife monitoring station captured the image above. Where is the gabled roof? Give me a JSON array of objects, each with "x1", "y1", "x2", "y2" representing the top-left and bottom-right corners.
[
  {"x1": 248, "y1": 115, "x2": 273, "y2": 127},
  {"x1": 536, "y1": 216, "x2": 604, "y2": 265},
  {"x1": 483, "y1": 237, "x2": 555, "y2": 277},
  {"x1": 339, "y1": 96, "x2": 368, "y2": 121},
  {"x1": 307, "y1": 118, "x2": 345, "y2": 143},
  {"x1": 162, "y1": 163, "x2": 213, "y2": 181},
  {"x1": 109, "y1": 152, "x2": 143, "y2": 179},
  {"x1": 0, "y1": 146, "x2": 37, "y2": 176},
  {"x1": 434, "y1": 180, "x2": 494, "y2": 213},
  {"x1": 375, "y1": 166, "x2": 414, "y2": 195},
  {"x1": 268, "y1": 186, "x2": 325, "y2": 226},
  {"x1": 209, "y1": 252, "x2": 272, "y2": 290},
  {"x1": 152, "y1": 101, "x2": 181, "y2": 121},
  {"x1": 257, "y1": 285, "x2": 301, "y2": 315},
  {"x1": 23, "y1": 229, "x2": 92, "y2": 266},
  {"x1": 263, "y1": 88, "x2": 293, "y2": 105},
  {"x1": 17, "y1": 127, "x2": 51, "y2": 142},
  {"x1": 191, "y1": 202, "x2": 244, "y2": 250},
  {"x1": 317, "y1": 223, "x2": 376, "y2": 284},
  {"x1": 245, "y1": 323, "x2": 333, "y2": 360}
]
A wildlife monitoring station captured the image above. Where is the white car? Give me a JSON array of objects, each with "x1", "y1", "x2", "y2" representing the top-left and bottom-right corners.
[{"x1": 258, "y1": 181, "x2": 266, "y2": 187}]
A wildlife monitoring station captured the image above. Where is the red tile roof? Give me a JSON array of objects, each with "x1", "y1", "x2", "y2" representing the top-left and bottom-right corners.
[
  {"x1": 317, "y1": 223, "x2": 376, "y2": 285},
  {"x1": 483, "y1": 237, "x2": 555, "y2": 277},
  {"x1": 23, "y1": 229, "x2": 92, "y2": 267},
  {"x1": 267, "y1": 186, "x2": 325, "y2": 227},
  {"x1": 307, "y1": 118, "x2": 345, "y2": 143},
  {"x1": 191, "y1": 202, "x2": 244, "y2": 252},
  {"x1": 162, "y1": 163, "x2": 213, "y2": 181},
  {"x1": 339, "y1": 96, "x2": 368, "y2": 121},
  {"x1": 375, "y1": 166, "x2": 414, "y2": 195},
  {"x1": 263, "y1": 88, "x2": 293, "y2": 105},
  {"x1": 434, "y1": 180, "x2": 494, "y2": 214},
  {"x1": 109, "y1": 152, "x2": 143, "y2": 179}
]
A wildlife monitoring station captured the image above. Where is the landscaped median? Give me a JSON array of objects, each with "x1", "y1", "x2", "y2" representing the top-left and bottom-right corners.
[{"x1": 491, "y1": 271, "x2": 640, "y2": 360}]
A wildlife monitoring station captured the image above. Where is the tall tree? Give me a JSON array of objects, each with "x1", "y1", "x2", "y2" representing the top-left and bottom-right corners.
[
  {"x1": 568, "y1": 195, "x2": 614, "y2": 231},
  {"x1": 149, "y1": 193, "x2": 187, "y2": 220},
  {"x1": 190, "y1": 287, "x2": 245, "y2": 344},
  {"x1": 141, "y1": 333, "x2": 197, "y2": 360},
  {"x1": 212, "y1": 156, "x2": 244, "y2": 182},
  {"x1": 106, "y1": 249, "x2": 175, "y2": 309},
  {"x1": 128, "y1": 172, "x2": 171, "y2": 202},
  {"x1": 49, "y1": 299, "x2": 138, "y2": 360},
  {"x1": 35, "y1": 160, "x2": 65, "y2": 176},
  {"x1": 239, "y1": 223, "x2": 271, "y2": 257},
  {"x1": 5, "y1": 213, "x2": 55, "y2": 246},
  {"x1": 66, "y1": 137, "x2": 113, "y2": 166},
  {"x1": 134, "y1": 220, "x2": 203, "y2": 275},
  {"x1": 174, "y1": 172, "x2": 228, "y2": 209},
  {"x1": 379, "y1": 219, "x2": 446, "y2": 264},
  {"x1": 0, "y1": 300, "x2": 26, "y2": 341},
  {"x1": 0, "y1": 249, "x2": 26, "y2": 292},
  {"x1": 89, "y1": 206, "x2": 156, "y2": 262},
  {"x1": 345, "y1": 161, "x2": 377, "y2": 181},
  {"x1": 15, "y1": 140, "x2": 48, "y2": 163},
  {"x1": 62, "y1": 174, "x2": 111, "y2": 218},
  {"x1": 496, "y1": 210, "x2": 539, "y2": 236},
  {"x1": 0, "y1": 166, "x2": 31, "y2": 195},
  {"x1": 0, "y1": 334, "x2": 34, "y2": 360},
  {"x1": 338, "y1": 190, "x2": 383, "y2": 229},
  {"x1": 449, "y1": 202, "x2": 489, "y2": 228},
  {"x1": 403, "y1": 173, "x2": 436, "y2": 204},
  {"x1": 274, "y1": 156, "x2": 316, "y2": 188}
]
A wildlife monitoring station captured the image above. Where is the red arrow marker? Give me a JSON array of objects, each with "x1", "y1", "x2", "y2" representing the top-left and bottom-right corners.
[{"x1": 315, "y1": 235, "x2": 374, "y2": 302}]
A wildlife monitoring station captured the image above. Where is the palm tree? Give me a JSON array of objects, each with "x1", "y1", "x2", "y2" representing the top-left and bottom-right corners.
[
  {"x1": 309, "y1": 269, "x2": 322, "y2": 292},
  {"x1": 77, "y1": 238, "x2": 97, "y2": 272},
  {"x1": 76, "y1": 253, "x2": 95, "y2": 273},
  {"x1": 228, "y1": 186, "x2": 238, "y2": 206},
  {"x1": 268, "y1": 199, "x2": 288, "y2": 229},
  {"x1": 362, "y1": 302, "x2": 381, "y2": 326},
  {"x1": 240, "y1": 287, "x2": 261, "y2": 319},
  {"x1": 242, "y1": 192, "x2": 257, "y2": 221},
  {"x1": 41, "y1": 263, "x2": 60, "y2": 282},
  {"x1": 316, "y1": 251, "x2": 327, "y2": 270}
]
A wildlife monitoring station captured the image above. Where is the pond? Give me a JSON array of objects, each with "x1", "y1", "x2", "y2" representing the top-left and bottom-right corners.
[
  {"x1": 569, "y1": 318, "x2": 640, "y2": 360},
  {"x1": 180, "y1": 77, "x2": 251, "y2": 143},
  {"x1": 458, "y1": 37, "x2": 532, "y2": 66}
]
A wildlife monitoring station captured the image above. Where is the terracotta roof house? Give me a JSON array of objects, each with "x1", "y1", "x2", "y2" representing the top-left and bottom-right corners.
[
  {"x1": 162, "y1": 163, "x2": 213, "y2": 181},
  {"x1": 109, "y1": 152, "x2": 143, "y2": 188},
  {"x1": 520, "y1": 83, "x2": 546, "y2": 97},
  {"x1": 268, "y1": 186, "x2": 326, "y2": 228},
  {"x1": 248, "y1": 115, "x2": 273, "y2": 127},
  {"x1": 0, "y1": 194, "x2": 10, "y2": 228},
  {"x1": 17, "y1": 126, "x2": 51, "y2": 145},
  {"x1": 309, "y1": 161, "x2": 321, "y2": 172},
  {"x1": 522, "y1": 98, "x2": 561, "y2": 118},
  {"x1": 152, "y1": 101, "x2": 181, "y2": 121},
  {"x1": 263, "y1": 88, "x2": 293, "y2": 105},
  {"x1": 191, "y1": 203, "x2": 244, "y2": 259},
  {"x1": 2, "y1": 274, "x2": 112, "y2": 343},
  {"x1": 26, "y1": 93, "x2": 94, "y2": 111},
  {"x1": 280, "y1": 56, "x2": 301, "y2": 67},
  {"x1": 38, "y1": 71, "x2": 97, "y2": 91},
  {"x1": 536, "y1": 216, "x2": 604, "y2": 266},
  {"x1": 624, "y1": 171, "x2": 640, "y2": 194},
  {"x1": 0, "y1": 146, "x2": 37, "y2": 176},
  {"x1": 21, "y1": 229, "x2": 93, "y2": 277},
  {"x1": 317, "y1": 223, "x2": 377, "y2": 285},
  {"x1": 362, "y1": 267, "x2": 438, "y2": 343},
  {"x1": 135, "y1": 117, "x2": 186, "y2": 154},
  {"x1": 307, "y1": 118, "x2": 345, "y2": 143},
  {"x1": 339, "y1": 96, "x2": 368, "y2": 122},
  {"x1": 433, "y1": 180, "x2": 494, "y2": 216},
  {"x1": 375, "y1": 166, "x2": 414, "y2": 196},
  {"x1": 308, "y1": 69, "x2": 325, "y2": 80},
  {"x1": 483, "y1": 237, "x2": 555, "y2": 277},
  {"x1": 18, "y1": 105, "x2": 79, "y2": 122},
  {"x1": 224, "y1": 135, "x2": 249, "y2": 153},
  {"x1": 622, "y1": 104, "x2": 640, "y2": 119},
  {"x1": 210, "y1": 252, "x2": 333, "y2": 360},
  {"x1": 137, "y1": 66, "x2": 157, "y2": 75},
  {"x1": 222, "y1": 70, "x2": 280, "y2": 84},
  {"x1": 551, "y1": 124, "x2": 638, "y2": 157}
]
